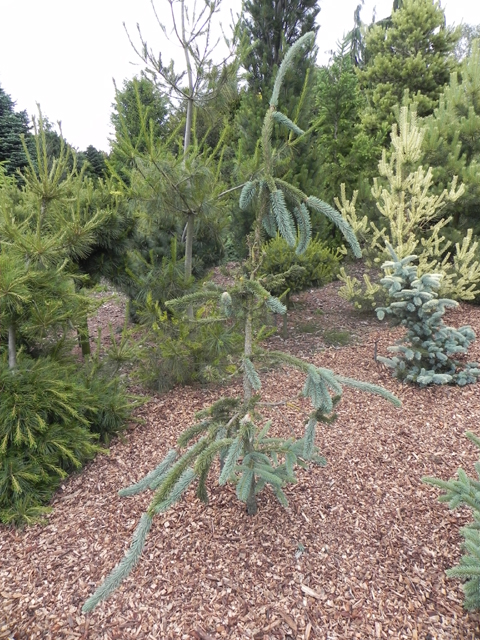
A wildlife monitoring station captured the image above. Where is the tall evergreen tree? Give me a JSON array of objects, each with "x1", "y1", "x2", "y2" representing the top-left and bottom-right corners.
[
  {"x1": 313, "y1": 40, "x2": 363, "y2": 203},
  {"x1": 81, "y1": 145, "x2": 107, "y2": 179},
  {"x1": 422, "y1": 41, "x2": 480, "y2": 239},
  {"x1": 358, "y1": 0, "x2": 459, "y2": 151},
  {"x1": 110, "y1": 74, "x2": 169, "y2": 157},
  {"x1": 240, "y1": 0, "x2": 320, "y2": 93},
  {"x1": 0, "y1": 85, "x2": 32, "y2": 176},
  {"x1": 232, "y1": 0, "x2": 322, "y2": 249}
]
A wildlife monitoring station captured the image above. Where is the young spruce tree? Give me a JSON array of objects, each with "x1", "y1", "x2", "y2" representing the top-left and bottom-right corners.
[
  {"x1": 375, "y1": 245, "x2": 480, "y2": 386},
  {"x1": 82, "y1": 33, "x2": 400, "y2": 613}
]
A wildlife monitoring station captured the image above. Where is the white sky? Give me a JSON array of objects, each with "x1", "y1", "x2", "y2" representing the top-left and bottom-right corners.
[{"x1": 0, "y1": 0, "x2": 478, "y2": 152}]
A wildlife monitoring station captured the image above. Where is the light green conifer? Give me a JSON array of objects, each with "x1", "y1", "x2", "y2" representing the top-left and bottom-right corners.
[{"x1": 338, "y1": 105, "x2": 480, "y2": 308}]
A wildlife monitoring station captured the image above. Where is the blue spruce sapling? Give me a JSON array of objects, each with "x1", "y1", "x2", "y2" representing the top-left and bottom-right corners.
[
  {"x1": 424, "y1": 432, "x2": 480, "y2": 611},
  {"x1": 82, "y1": 33, "x2": 400, "y2": 613},
  {"x1": 376, "y1": 245, "x2": 480, "y2": 386}
]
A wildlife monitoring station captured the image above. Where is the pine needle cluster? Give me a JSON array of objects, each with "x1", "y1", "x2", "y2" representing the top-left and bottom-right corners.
[{"x1": 424, "y1": 432, "x2": 480, "y2": 611}]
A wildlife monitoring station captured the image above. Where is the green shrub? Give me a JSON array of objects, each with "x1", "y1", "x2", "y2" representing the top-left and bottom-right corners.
[
  {"x1": 424, "y1": 432, "x2": 480, "y2": 611},
  {"x1": 124, "y1": 238, "x2": 195, "y2": 321},
  {"x1": 135, "y1": 287, "x2": 244, "y2": 391},
  {"x1": 376, "y1": 245, "x2": 480, "y2": 386},
  {"x1": 323, "y1": 329, "x2": 352, "y2": 346},
  {"x1": 0, "y1": 353, "x2": 140, "y2": 526},
  {"x1": 260, "y1": 234, "x2": 341, "y2": 303},
  {"x1": 80, "y1": 359, "x2": 141, "y2": 444},
  {"x1": 0, "y1": 356, "x2": 101, "y2": 526}
]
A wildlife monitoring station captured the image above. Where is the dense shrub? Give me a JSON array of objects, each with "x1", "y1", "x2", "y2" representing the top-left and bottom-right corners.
[
  {"x1": 0, "y1": 356, "x2": 99, "y2": 525},
  {"x1": 260, "y1": 234, "x2": 341, "y2": 304},
  {"x1": 0, "y1": 353, "x2": 140, "y2": 526},
  {"x1": 135, "y1": 285, "x2": 244, "y2": 391}
]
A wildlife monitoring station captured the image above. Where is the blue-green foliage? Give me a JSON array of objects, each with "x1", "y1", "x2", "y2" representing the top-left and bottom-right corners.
[
  {"x1": 376, "y1": 246, "x2": 480, "y2": 386},
  {"x1": 82, "y1": 31, "x2": 398, "y2": 614},
  {"x1": 424, "y1": 432, "x2": 480, "y2": 611}
]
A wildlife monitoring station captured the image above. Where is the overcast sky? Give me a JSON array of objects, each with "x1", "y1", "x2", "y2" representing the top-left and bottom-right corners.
[{"x1": 0, "y1": 0, "x2": 478, "y2": 152}]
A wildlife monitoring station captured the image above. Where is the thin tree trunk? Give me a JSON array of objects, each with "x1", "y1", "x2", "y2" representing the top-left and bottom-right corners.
[
  {"x1": 77, "y1": 318, "x2": 91, "y2": 358},
  {"x1": 185, "y1": 212, "x2": 194, "y2": 320},
  {"x1": 282, "y1": 313, "x2": 288, "y2": 340},
  {"x1": 8, "y1": 323, "x2": 17, "y2": 370},
  {"x1": 243, "y1": 311, "x2": 253, "y2": 402},
  {"x1": 246, "y1": 473, "x2": 258, "y2": 515},
  {"x1": 243, "y1": 309, "x2": 258, "y2": 514},
  {"x1": 181, "y1": 0, "x2": 195, "y2": 319},
  {"x1": 183, "y1": 97, "x2": 193, "y2": 157}
]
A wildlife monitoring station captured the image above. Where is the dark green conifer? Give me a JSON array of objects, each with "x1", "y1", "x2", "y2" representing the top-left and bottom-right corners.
[
  {"x1": 358, "y1": 0, "x2": 459, "y2": 153},
  {"x1": 0, "y1": 84, "x2": 33, "y2": 176}
]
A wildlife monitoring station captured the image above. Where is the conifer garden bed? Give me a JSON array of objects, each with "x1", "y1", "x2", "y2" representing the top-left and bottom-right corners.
[{"x1": 2, "y1": 280, "x2": 480, "y2": 639}]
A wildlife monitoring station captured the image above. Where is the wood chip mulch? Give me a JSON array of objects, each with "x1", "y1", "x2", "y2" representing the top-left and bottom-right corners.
[{"x1": 2, "y1": 279, "x2": 480, "y2": 639}]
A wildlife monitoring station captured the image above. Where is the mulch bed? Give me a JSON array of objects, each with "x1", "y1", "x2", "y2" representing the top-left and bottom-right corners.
[{"x1": 2, "y1": 279, "x2": 480, "y2": 639}]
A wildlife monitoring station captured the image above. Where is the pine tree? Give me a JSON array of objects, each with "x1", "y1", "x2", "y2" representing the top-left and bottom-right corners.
[
  {"x1": 0, "y1": 113, "x2": 138, "y2": 525},
  {"x1": 124, "y1": 0, "x2": 238, "y2": 289},
  {"x1": 337, "y1": 106, "x2": 480, "y2": 308},
  {"x1": 82, "y1": 32, "x2": 400, "y2": 613},
  {"x1": 0, "y1": 113, "x2": 107, "y2": 364},
  {"x1": 110, "y1": 74, "x2": 170, "y2": 167},
  {"x1": 358, "y1": 0, "x2": 459, "y2": 151},
  {"x1": 422, "y1": 41, "x2": 480, "y2": 241}
]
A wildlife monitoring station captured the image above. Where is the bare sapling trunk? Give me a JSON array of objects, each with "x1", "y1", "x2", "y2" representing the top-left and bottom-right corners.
[
  {"x1": 8, "y1": 323, "x2": 17, "y2": 370},
  {"x1": 185, "y1": 211, "x2": 195, "y2": 320},
  {"x1": 181, "y1": 0, "x2": 195, "y2": 320},
  {"x1": 243, "y1": 311, "x2": 258, "y2": 515},
  {"x1": 77, "y1": 317, "x2": 91, "y2": 358}
]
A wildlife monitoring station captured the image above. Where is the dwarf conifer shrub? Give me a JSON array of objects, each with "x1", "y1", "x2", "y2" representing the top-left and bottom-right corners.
[
  {"x1": 0, "y1": 356, "x2": 102, "y2": 526},
  {"x1": 82, "y1": 33, "x2": 400, "y2": 613},
  {"x1": 135, "y1": 287, "x2": 244, "y2": 391},
  {"x1": 260, "y1": 235, "x2": 341, "y2": 302},
  {"x1": 424, "y1": 432, "x2": 480, "y2": 611},
  {"x1": 376, "y1": 245, "x2": 480, "y2": 386}
]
